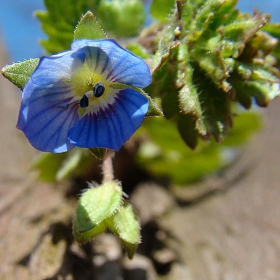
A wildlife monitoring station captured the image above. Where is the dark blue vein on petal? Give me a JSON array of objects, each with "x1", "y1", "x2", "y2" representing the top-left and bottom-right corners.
[
  {"x1": 68, "y1": 88, "x2": 148, "y2": 150},
  {"x1": 106, "y1": 51, "x2": 129, "y2": 81},
  {"x1": 109, "y1": 62, "x2": 138, "y2": 83},
  {"x1": 44, "y1": 105, "x2": 79, "y2": 152}
]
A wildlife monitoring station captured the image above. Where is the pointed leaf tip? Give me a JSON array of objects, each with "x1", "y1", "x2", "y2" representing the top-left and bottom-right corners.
[
  {"x1": 1, "y1": 58, "x2": 39, "y2": 90},
  {"x1": 74, "y1": 11, "x2": 107, "y2": 40},
  {"x1": 107, "y1": 202, "x2": 141, "y2": 259}
]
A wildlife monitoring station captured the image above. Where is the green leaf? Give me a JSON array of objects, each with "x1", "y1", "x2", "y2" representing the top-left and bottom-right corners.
[
  {"x1": 74, "y1": 11, "x2": 107, "y2": 40},
  {"x1": 137, "y1": 109, "x2": 261, "y2": 185},
  {"x1": 150, "y1": 0, "x2": 175, "y2": 22},
  {"x1": 33, "y1": 152, "x2": 68, "y2": 182},
  {"x1": 33, "y1": 148, "x2": 97, "y2": 182},
  {"x1": 177, "y1": 114, "x2": 199, "y2": 149},
  {"x1": 55, "y1": 148, "x2": 84, "y2": 181},
  {"x1": 1, "y1": 58, "x2": 39, "y2": 90},
  {"x1": 137, "y1": 117, "x2": 223, "y2": 184},
  {"x1": 36, "y1": 0, "x2": 98, "y2": 53},
  {"x1": 106, "y1": 202, "x2": 141, "y2": 259},
  {"x1": 74, "y1": 181, "x2": 123, "y2": 234},
  {"x1": 262, "y1": 23, "x2": 280, "y2": 67}
]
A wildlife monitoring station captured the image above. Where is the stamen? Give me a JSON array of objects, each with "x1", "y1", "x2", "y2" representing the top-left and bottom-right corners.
[
  {"x1": 80, "y1": 94, "x2": 89, "y2": 108},
  {"x1": 93, "y1": 82, "x2": 105, "y2": 98}
]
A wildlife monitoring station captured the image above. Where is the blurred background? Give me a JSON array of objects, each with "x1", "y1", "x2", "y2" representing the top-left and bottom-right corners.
[{"x1": 0, "y1": 0, "x2": 280, "y2": 62}]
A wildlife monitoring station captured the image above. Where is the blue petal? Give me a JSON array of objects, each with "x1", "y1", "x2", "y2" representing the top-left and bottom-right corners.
[
  {"x1": 72, "y1": 39, "x2": 152, "y2": 88},
  {"x1": 17, "y1": 81, "x2": 79, "y2": 153},
  {"x1": 31, "y1": 50, "x2": 85, "y2": 86},
  {"x1": 68, "y1": 88, "x2": 148, "y2": 150}
]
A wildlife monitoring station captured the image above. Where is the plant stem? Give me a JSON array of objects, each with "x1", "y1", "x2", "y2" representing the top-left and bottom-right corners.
[{"x1": 102, "y1": 149, "x2": 115, "y2": 183}]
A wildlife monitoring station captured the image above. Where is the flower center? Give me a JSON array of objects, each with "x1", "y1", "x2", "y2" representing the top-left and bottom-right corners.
[
  {"x1": 93, "y1": 82, "x2": 105, "y2": 98},
  {"x1": 79, "y1": 82, "x2": 107, "y2": 108},
  {"x1": 80, "y1": 94, "x2": 89, "y2": 108}
]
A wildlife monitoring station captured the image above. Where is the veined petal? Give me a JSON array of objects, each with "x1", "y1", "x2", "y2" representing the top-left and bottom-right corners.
[
  {"x1": 68, "y1": 88, "x2": 148, "y2": 150},
  {"x1": 72, "y1": 39, "x2": 151, "y2": 88},
  {"x1": 17, "y1": 81, "x2": 79, "y2": 153},
  {"x1": 30, "y1": 50, "x2": 85, "y2": 86}
]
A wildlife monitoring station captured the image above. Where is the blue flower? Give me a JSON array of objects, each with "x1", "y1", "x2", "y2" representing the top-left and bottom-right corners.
[{"x1": 17, "y1": 39, "x2": 151, "y2": 153}]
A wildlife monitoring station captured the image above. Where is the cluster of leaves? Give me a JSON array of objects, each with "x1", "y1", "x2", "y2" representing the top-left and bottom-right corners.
[
  {"x1": 126, "y1": 0, "x2": 280, "y2": 184},
  {"x1": 36, "y1": 0, "x2": 145, "y2": 53},
  {"x1": 140, "y1": 0, "x2": 280, "y2": 149}
]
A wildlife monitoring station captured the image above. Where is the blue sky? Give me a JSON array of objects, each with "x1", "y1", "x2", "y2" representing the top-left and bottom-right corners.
[{"x1": 0, "y1": 0, "x2": 279, "y2": 62}]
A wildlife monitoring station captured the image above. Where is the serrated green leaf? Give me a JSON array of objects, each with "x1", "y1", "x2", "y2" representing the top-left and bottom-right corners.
[
  {"x1": 196, "y1": 69, "x2": 232, "y2": 141},
  {"x1": 36, "y1": 0, "x2": 98, "y2": 53},
  {"x1": 1, "y1": 58, "x2": 39, "y2": 90},
  {"x1": 74, "y1": 11, "x2": 107, "y2": 40},
  {"x1": 177, "y1": 114, "x2": 199, "y2": 149},
  {"x1": 161, "y1": 92, "x2": 180, "y2": 119},
  {"x1": 222, "y1": 14, "x2": 267, "y2": 58},
  {"x1": 74, "y1": 181, "x2": 123, "y2": 233},
  {"x1": 190, "y1": 34, "x2": 231, "y2": 91},
  {"x1": 262, "y1": 23, "x2": 280, "y2": 66}
]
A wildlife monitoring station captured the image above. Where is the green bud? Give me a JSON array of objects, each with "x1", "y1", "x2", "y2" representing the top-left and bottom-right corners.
[{"x1": 73, "y1": 181, "x2": 123, "y2": 243}]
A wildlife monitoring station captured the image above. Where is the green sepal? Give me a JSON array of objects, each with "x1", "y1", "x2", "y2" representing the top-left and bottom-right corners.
[
  {"x1": 73, "y1": 181, "x2": 123, "y2": 242},
  {"x1": 110, "y1": 83, "x2": 163, "y2": 117},
  {"x1": 1, "y1": 58, "x2": 39, "y2": 90},
  {"x1": 138, "y1": 88, "x2": 164, "y2": 117},
  {"x1": 106, "y1": 202, "x2": 141, "y2": 259},
  {"x1": 73, "y1": 219, "x2": 107, "y2": 243},
  {"x1": 89, "y1": 148, "x2": 107, "y2": 160},
  {"x1": 74, "y1": 11, "x2": 107, "y2": 40}
]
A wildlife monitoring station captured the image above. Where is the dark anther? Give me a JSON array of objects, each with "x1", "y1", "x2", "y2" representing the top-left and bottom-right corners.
[
  {"x1": 80, "y1": 94, "x2": 89, "y2": 108},
  {"x1": 93, "y1": 82, "x2": 105, "y2": 98}
]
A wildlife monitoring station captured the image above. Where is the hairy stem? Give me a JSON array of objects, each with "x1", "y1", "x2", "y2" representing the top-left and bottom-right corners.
[{"x1": 102, "y1": 149, "x2": 115, "y2": 182}]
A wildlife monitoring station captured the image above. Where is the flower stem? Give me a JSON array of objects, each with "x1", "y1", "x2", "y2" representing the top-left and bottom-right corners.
[{"x1": 102, "y1": 150, "x2": 115, "y2": 183}]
